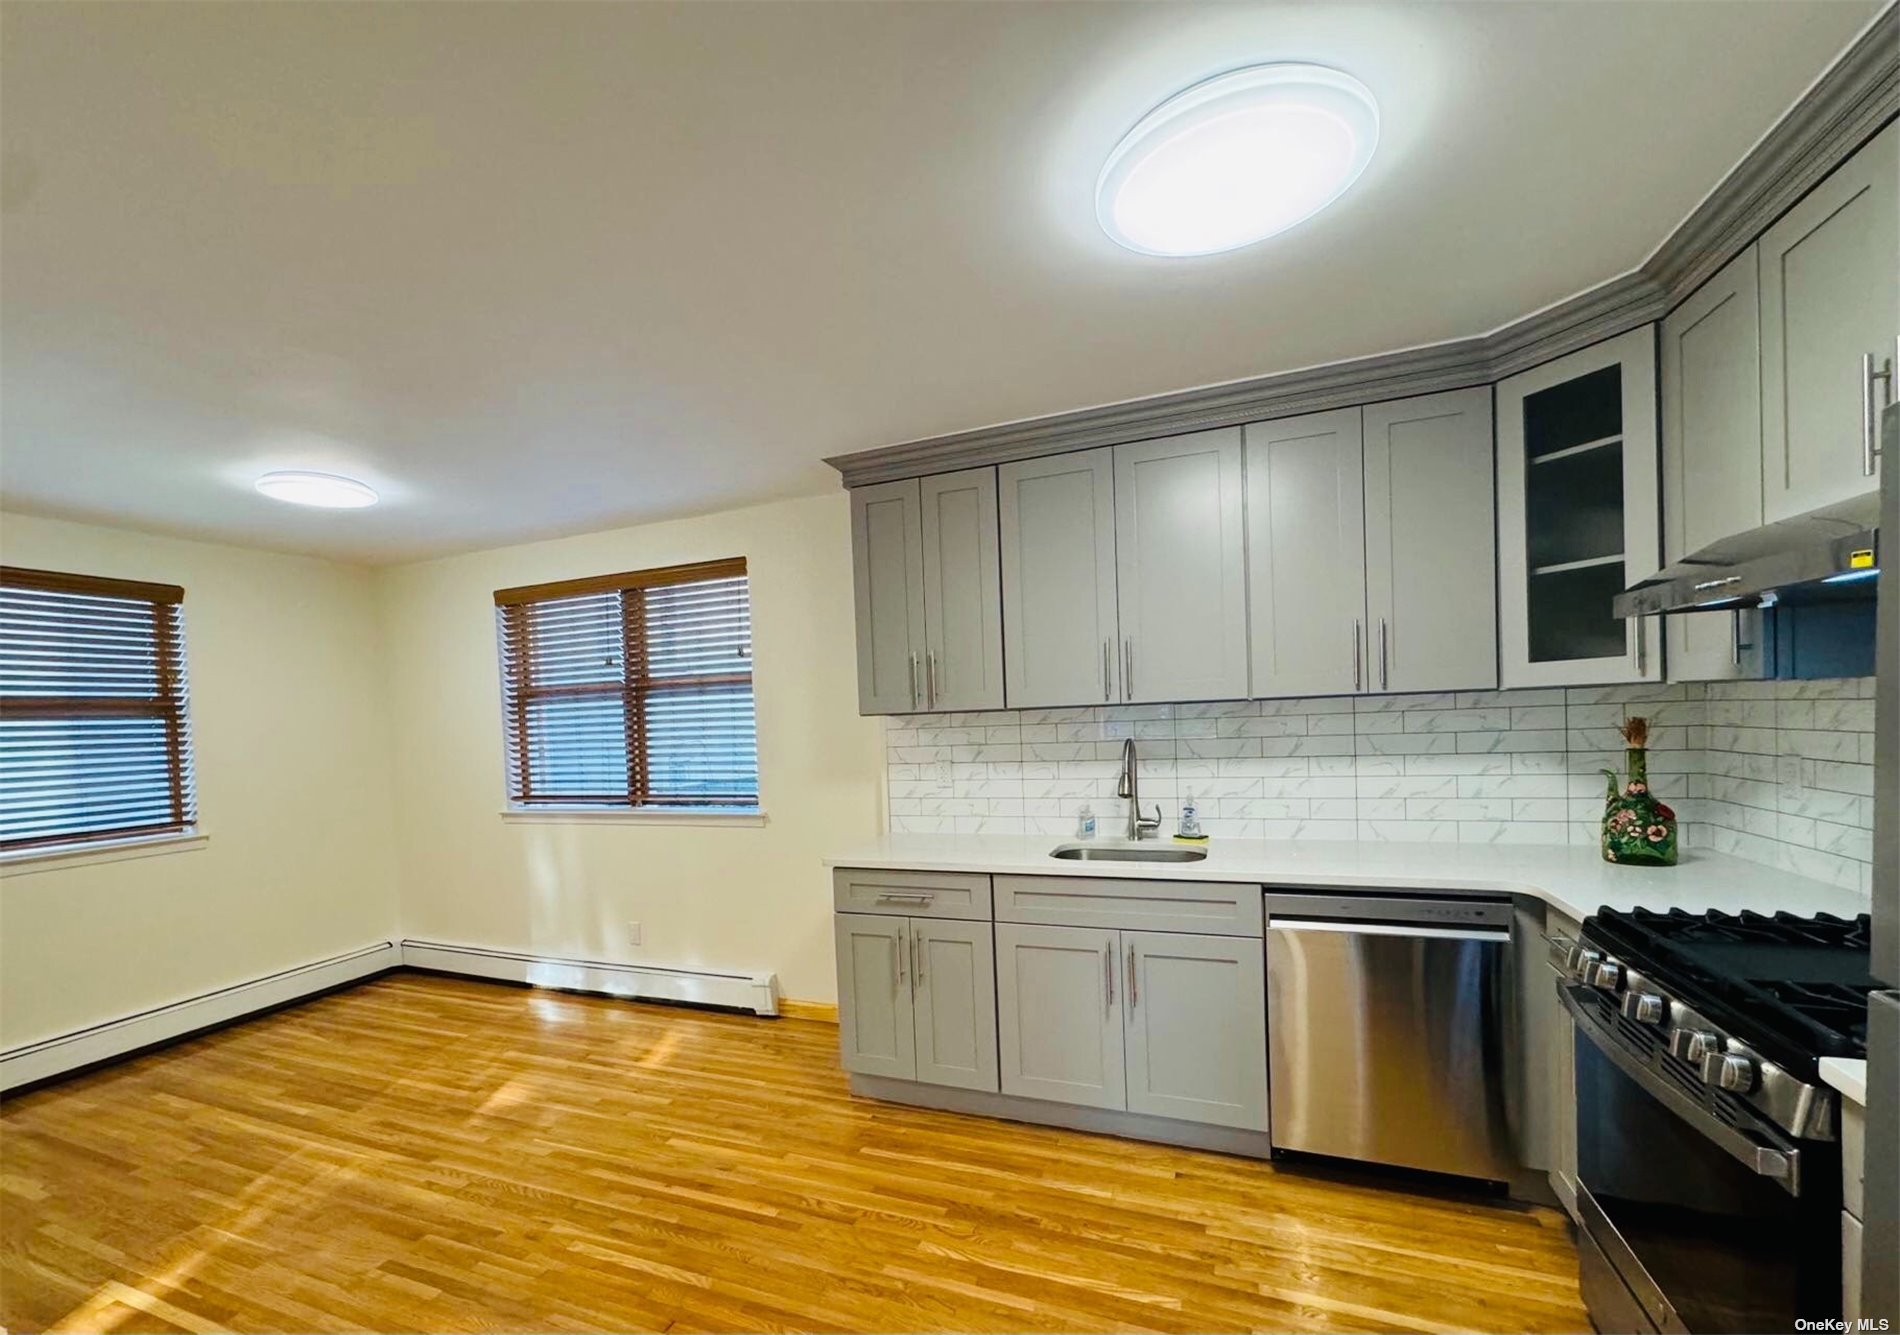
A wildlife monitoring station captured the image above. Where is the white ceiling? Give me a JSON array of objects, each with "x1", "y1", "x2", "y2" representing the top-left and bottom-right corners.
[{"x1": 0, "y1": 1, "x2": 1880, "y2": 565}]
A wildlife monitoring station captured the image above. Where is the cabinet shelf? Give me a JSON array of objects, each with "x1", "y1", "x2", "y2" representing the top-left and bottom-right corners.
[
  {"x1": 1532, "y1": 553, "x2": 1625, "y2": 577},
  {"x1": 1531, "y1": 433, "x2": 1622, "y2": 465}
]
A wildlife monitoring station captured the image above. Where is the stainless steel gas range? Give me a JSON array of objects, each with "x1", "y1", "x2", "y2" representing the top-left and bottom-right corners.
[{"x1": 1555, "y1": 908, "x2": 1875, "y2": 1334}]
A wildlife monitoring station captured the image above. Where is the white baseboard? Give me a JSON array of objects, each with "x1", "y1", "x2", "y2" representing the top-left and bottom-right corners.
[
  {"x1": 0, "y1": 941, "x2": 400, "y2": 1092},
  {"x1": 400, "y1": 939, "x2": 780, "y2": 1016}
]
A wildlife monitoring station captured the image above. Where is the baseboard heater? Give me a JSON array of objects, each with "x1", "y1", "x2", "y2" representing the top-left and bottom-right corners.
[
  {"x1": 399, "y1": 940, "x2": 781, "y2": 1017},
  {"x1": 0, "y1": 941, "x2": 401, "y2": 1093}
]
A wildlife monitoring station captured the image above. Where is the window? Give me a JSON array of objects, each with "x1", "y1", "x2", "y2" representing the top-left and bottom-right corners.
[
  {"x1": 495, "y1": 558, "x2": 758, "y2": 811},
  {"x1": 0, "y1": 567, "x2": 196, "y2": 852}
]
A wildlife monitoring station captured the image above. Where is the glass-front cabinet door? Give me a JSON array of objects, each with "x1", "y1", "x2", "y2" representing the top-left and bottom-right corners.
[{"x1": 1496, "y1": 325, "x2": 1664, "y2": 688}]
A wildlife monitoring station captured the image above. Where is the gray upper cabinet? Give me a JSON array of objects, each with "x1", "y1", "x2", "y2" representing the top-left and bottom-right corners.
[
  {"x1": 1660, "y1": 247, "x2": 1768, "y2": 682},
  {"x1": 851, "y1": 471, "x2": 1003, "y2": 715},
  {"x1": 1497, "y1": 326, "x2": 1663, "y2": 688},
  {"x1": 834, "y1": 913, "x2": 916, "y2": 1081},
  {"x1": 1122, "y1": 931, "x2": 1268, "y2": 1131},
  {"x1": 850, "y1": 480, "x2": 926, "y2": 714},
  {"x1": 1363, "y1": 388, "x2": 1498, "y2": 694},
  {"x1": 919, "y1": 469, "x2": 1005, "y2": 712},
  {"x1": 998, "y1": 449, "x2": 1120, "y2": 708},
  {"x1": 995, "y1": 922, "x2": 1125, "y2": 1111},
  {"x1": 1244, "y1": 408, "x2": 1367, "y2": 698},
  {"x1": 1112, "y1": 429, "x2": 1249, "y2": 703},
  {"x1": 1760, "y1": 121, "x2": 1898, "y2": 523}
]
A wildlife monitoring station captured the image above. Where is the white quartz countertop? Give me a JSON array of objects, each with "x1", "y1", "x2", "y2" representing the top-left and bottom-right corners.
[
  {"x1": 1820, "y1": 1057, "x2": 1868, "y2": 1107},
  {"x1": 826, "y1": 834, "x2": 1869, "y2": 926}
]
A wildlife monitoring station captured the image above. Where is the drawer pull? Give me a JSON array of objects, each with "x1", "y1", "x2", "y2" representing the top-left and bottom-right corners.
[{"x1": 876, "y1": 891, "x2": 935, "y2": 905}]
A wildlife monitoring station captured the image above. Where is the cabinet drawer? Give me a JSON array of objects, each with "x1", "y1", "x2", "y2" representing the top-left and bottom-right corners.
[
  {"x1": 994, "y1": 875, "x2": 1261, "y2": 936},
  {"x1": 833, "y1": 868, "x2": 991, "y2": 920}
]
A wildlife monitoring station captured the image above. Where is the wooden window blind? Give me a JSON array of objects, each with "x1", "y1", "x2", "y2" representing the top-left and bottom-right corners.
[
  {"x1": 0, "y1": 566, "x2": 196, "y2": 851},
  {"x1": 495, "y1": 558, "x2": 758, "y2": 809}
]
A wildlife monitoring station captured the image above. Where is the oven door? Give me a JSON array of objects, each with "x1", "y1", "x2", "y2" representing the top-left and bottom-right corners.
[{"x1": 1562, "y1": 983, "x2": 1841, "y2": 1334}]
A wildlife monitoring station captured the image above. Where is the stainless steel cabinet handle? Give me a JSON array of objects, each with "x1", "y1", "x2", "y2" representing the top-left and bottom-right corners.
[
  {"x1": 912, "y1": 932, "x2": 924, "y2": 986},
  {"x1": 1731, "y1": 609, "x2": 1742, "y2": 667},
  {"x1": 1125, "y1": 943, "x2": 1137, "y2": 1010},
  {"x1": 1377, "y1": 618, "x2": 1389, "y2": 691},
  {"x1": 925, "y1": 651, "x2": 938, "y2": 710},
  {"x1": 1104, "y1": 940, "x2": 1115, "y2": 1011},
  {"x1": 1102, "y1": 639, "x2": 1111, "y2": 703},
  {"x1": 1351, "y1": 620, "x2": 1362, "y2": 691},
  {"x1": 1862, "y1": 352, "x2": 1892, "y2": 476},
  {"x1": 907, "y1": 652, "x2": 919, "y2": 711},
  {"x1": 892, "y1": 931, "x2": 903, "y2": 990},
  {"x1": 1123, "y1": 640, "x2": 1134, "y2": 701},
  {"x1": 875, "y1": 891, "x2": 934, "y2": 905}
]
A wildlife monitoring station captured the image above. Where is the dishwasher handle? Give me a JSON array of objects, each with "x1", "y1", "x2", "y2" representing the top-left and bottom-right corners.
[
  {"x1": 1269, "y1": 918, "x2": 1512, "y2": 945},
  {"x1": 1264, "y1": 892, "x2": 1513, "y2": 929}
]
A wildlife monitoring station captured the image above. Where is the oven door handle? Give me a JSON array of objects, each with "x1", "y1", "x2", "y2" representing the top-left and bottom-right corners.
[{"x1": 1560, "y1": 983, "x2": 1802, "y2": 1196}]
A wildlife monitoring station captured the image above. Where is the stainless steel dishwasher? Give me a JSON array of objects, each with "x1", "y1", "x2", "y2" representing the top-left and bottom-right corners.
[{"x1": 1265, "y1": 891, "x2": 1517, "y2": 1181}]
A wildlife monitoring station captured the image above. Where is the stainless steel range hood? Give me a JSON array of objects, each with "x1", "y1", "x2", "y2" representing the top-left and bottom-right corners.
[{"x1": 1613, "y1": 406, "x2": 1888, "y2": 619}]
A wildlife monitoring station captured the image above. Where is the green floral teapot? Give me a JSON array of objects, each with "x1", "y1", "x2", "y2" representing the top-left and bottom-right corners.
[{"x1": 1601, "y1": 716, "x2": 1677, "y2": 867}]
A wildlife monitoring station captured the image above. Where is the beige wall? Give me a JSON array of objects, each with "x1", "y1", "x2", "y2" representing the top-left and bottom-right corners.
[
  {"x1": 0, "y1": 512, "x2": 400, "y2": 1047},
  {"x1": 377, "y1": 492, "x2": 883, "y2": 1004}
]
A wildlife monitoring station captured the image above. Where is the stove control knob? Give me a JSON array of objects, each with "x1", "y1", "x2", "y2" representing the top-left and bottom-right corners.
[
  {"x1": 1621, "y1": 992, "x2": 1667, "y2": 1025},
  {"x1": 1671, "y1": 1029, "x2": 1722, "y2": 1063},
  {"x1": 1590, "y1": 960, "x2": 1623, "y2": 991},
  {"x1": 1570, "y1": 948, "x2": 1602, "y2": 982},
  {"x1": 1703, "y1": 1052, "x2": 1757, "y2": 1094}
]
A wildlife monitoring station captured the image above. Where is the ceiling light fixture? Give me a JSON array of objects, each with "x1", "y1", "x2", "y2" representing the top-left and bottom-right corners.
[
  {"x1": 1097, "y1": 63, "x2": 1380, "y2": 257},
  {"x1": 254, "y1": 470, "x2": 379, "y2": 509}
]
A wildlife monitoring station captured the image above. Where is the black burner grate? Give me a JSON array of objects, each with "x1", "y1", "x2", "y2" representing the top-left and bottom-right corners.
[{"x1": 1585, "y1": 908, "x2": 1875, "y2": 1070}]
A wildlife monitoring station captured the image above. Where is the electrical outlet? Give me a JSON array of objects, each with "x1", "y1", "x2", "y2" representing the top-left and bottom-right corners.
[
  {"x1": 626, "y1": 921, "x2": 642, "y2": 947},
  {"x1": 936, "y1": 758, "x2": 954, "y2": 786}
]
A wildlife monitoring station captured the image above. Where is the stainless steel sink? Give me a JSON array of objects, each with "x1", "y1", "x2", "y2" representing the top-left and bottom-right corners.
[{"x1": 1049, "y1": 842, "x2": 1207, "y2": 863}]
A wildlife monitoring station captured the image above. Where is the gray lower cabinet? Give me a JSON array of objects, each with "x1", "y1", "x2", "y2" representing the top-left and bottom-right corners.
[
  {"x1": 995, "y1": 922, "x2": 1126, "y2": 1110},
  {"x1": 1759, "y1": 120, "x2": 1897, "y2": 522},
  {"x1": 1123, "y1": 931, "x2": 1268, "y2": 1131},
  {"x1": 835, "y1": 913, "x2": 915, "y2": 1080},
  {"x1": 1112, "y1": 429, "x2": 1250, "y2": 703},
  {"x1": 835, "y1": 912, "x2": 998, "y2": 1091},
  {"x1": 995, "y1": 920, "x2": 1268, "y2": 1130}
]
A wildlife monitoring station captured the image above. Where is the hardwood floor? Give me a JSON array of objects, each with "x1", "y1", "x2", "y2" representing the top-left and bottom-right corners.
[{"x1": 1, "y1": 974, "x2": 1587, "y2": 1334}]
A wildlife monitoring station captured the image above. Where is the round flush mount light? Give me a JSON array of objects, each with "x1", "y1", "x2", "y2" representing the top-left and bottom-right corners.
[
  {"x1": 1096, "y1": 63, "x2": 1380, "y2": 257},
  {"x1": 254, "y1": 470, "x2": 379, "y2": 508}
]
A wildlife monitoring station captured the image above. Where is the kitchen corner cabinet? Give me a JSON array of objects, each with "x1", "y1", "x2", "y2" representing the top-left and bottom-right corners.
[
  {"x1": 1660, "y1": 246, "x2": 1768, "y2": 682},
  {"x1": 998, "y1": 448, "x2": 1120, "y2": 708},
  {"x1": 1759, "y1": 120, "x2": 1897, "y2": 522},
  {"x1": 849, "y1": 468, "x2": 1004, "y2": 714},
  {"x1": 1497, "y1": 326, "x2": 1663, "y2": 688},
  {"x1": 1113, "y1": 429, "x2": 1250, "y2": 703},
  {"x1": 1245, "y1": 389, "x2": 1494, "y2": 698},
  {"x1": 834, "y1": 913, "x2": 998, "y2": 1092},
  {"x1": 994, "y1": 921, "x2": 1268, "y2": 1130}
]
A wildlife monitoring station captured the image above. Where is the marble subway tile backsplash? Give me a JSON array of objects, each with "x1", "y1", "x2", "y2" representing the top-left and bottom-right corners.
[
  {"x1": 1696, "y1": 679, "x2": 1878, "y2": 894},
  {"x1": 882, "y1": 677, "x2": 1877, "y2": 895}
]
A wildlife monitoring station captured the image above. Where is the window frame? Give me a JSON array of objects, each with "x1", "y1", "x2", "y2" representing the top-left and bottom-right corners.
[
  {"x1": 493, "y1": 558, "x2": 759, "y2": 814},
  {"x1": 0, "y1": 565, "x2": 198, "y2": 854}
]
